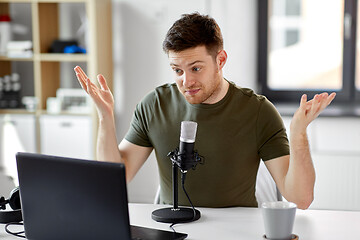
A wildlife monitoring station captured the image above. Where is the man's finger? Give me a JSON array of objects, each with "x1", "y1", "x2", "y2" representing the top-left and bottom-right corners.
[
  {"x1": 326, "y1": 92, "x2": 336, "y2": 105},
  {"x1": 86, "y1": 78, "x2": 97, "y2": 97},
  {"x1": 74, "y1": 66, "x2": 89, "y2": 81},
  {"x1": 300, "y1": 94, "x2": 307, "y2": 108},
  {"x1": 318, "y1": 92, "x2": 336, "y2": 113},
  {"x1": 74, "y1": 66, "x2": 89, "y2": 89},
  {"x1": 76, "y1": 73, "x2": 88, "y2": 93},
  {"x1": 314, "y1": 94, "x2": 325, "y2": 113},
  {"x1": 97, "y1": 74, "x2": 109, "y2": 91}
]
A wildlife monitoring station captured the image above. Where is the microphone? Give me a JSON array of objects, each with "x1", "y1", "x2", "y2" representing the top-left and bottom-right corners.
[
  {"x1": 178, "y1": 121, "x2": 197, "y2": 171},
  {"x1": 151, "y1": 121, "x2": 203, "y2": 224},
  {"x1": 171, "y1": 121, "x2": 202, "y2": 172}
]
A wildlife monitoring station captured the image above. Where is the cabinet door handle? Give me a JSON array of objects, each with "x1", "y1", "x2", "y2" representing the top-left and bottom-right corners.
[{"x1": 60, "y1": 122, "x2": 72, "y2": 127}]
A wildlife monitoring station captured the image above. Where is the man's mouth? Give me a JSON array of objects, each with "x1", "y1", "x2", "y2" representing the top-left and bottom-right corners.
[{"x1": 185, "y1": 88, "x2": 200, "y2": 96}]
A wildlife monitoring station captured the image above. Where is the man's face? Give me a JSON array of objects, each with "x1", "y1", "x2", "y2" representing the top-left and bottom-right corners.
[{"x1": 168, "y1": 45, "x2": 223, "y2": 104}]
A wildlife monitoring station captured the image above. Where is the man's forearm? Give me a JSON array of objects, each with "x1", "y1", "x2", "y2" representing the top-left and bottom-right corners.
[
  {"x1": 284, "y1": 130, "x2": 315, "y2": 209},
  {"x1": 97, "y1": 113, "x2": 122, "y2": 163},
  {"x1": 277, "y1": 92, "x2": 335, "y2": 209}
]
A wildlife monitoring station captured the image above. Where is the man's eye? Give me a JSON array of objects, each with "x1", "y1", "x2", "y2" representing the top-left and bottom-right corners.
[
  {"x1": 193, "y1": 67, "x2": 201, "y2": 72},
  {"x1": 173, "y1": 69, "x2": 183, "y2": 74}
]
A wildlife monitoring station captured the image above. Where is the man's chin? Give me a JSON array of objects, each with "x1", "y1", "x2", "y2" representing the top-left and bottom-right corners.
[{"x1": 184, "y1": 96, "x2": 202, "y2": 104}]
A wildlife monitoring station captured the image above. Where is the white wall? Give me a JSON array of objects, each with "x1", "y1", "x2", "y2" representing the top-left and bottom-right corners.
[{"x1": 111, "y1": 0, "x2": 258, "y2": 203}]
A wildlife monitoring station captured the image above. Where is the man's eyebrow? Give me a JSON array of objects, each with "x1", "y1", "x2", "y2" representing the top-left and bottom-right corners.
[
  {"x1": 170, "y1": 60, "x2": 205, "y2": 67},
  {"x1": 188, "y1": 60, "x2": 205, "y2": 66}
]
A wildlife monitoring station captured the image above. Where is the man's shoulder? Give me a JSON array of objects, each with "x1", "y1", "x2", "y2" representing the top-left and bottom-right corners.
[
  {"x1": 139, "y1": 83, "x2": 180, "y2": 106},
  {"x1": 154, "y1": 82, "x2": 178, "y2": 94},
  {"x1": 230, "y1": 82, "x2": 267, "y2": 103},
  {"x1": 230, "y1": 83, "x2": 281, "y2": 120},
  {"x1": 143, "y1": 83, "x2": 178, "y2": 97}
]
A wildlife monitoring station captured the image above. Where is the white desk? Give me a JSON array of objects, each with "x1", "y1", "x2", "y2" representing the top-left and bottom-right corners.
[
  {"x1": 1, "y1": 203, "x2": 360, "y2": 239},
  {"x1": 129, "y1": 204, "x2": 360, "y2": 240}
]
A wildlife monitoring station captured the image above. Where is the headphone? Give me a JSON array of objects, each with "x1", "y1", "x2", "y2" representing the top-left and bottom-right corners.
[{"x1": 0, "y1": 187, "x2": 22, "y2": 223}]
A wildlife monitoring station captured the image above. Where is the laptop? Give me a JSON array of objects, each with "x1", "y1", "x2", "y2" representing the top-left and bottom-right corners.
[{"x1": 15, "y1": 152, "x2": 187, "y2": 240}]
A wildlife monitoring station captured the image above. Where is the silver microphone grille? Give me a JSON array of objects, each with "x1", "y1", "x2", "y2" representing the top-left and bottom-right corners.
[{"x1": 180, "y1": 121, "x2": 197, "y2": 143}]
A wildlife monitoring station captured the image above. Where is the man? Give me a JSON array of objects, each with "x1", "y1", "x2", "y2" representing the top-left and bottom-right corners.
[{"x1": 74, "y1": 13, "x2": 336, "y2": 209}]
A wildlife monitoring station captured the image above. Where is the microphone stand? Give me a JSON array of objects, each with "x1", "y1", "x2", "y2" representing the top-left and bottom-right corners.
[{"x1": 151, "y1": 149, "x2": 201, "y2": 224}]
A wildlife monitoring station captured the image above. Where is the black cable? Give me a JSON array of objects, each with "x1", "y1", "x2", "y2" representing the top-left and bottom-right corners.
[
  {"x1": 181, "y1": 172, "x2": 197, "y2": 221},
  {"x1": 169, "y1": 223, "x2": 177, "y2": 233},
  {"x1": 5, "y1": 222, "x2": 26, "y2": 238},
  {"x1": 168, "y1": 172, "x2": 197, "y2": 233}
]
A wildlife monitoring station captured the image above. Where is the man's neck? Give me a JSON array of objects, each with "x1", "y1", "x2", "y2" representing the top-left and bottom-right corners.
[{"x1": 203, "y1": 77, "x2": 229, "y2": 104}]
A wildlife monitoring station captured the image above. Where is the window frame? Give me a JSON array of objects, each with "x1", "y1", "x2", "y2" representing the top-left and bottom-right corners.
[{"x1": 258, "y1": 0, "x2": 360, "y2": 105}]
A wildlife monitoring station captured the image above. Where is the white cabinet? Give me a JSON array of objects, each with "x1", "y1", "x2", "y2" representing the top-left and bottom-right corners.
[
  {"x1": 0, "y1": 114, "x2": 37, "y2": 184},
  {"x1": 40, "y1": 115, "x2": 93, "y2": 160},
  {"x1": 282, "y1": 116, "x2": 360, "y2": 210}
]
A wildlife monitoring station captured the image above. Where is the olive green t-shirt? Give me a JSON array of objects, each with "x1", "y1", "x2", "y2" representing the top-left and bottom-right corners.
[{"x1": 125, "y1": 81, "x2": 289, "y2": 207}]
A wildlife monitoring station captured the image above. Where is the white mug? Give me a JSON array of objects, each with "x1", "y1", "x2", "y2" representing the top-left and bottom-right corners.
[{"x1": 261, "y1": 201, "x2": 297, "y2": 240}]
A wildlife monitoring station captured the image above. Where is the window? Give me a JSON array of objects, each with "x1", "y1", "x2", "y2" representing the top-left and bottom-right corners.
[{"x1": 258, "y1": 0, "x2": 360, "y2": 106}]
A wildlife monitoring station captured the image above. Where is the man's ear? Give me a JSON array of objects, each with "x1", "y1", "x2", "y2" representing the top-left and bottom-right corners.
[{"x1": 216, "y1": 50, "x2": 227, "y2": 71}]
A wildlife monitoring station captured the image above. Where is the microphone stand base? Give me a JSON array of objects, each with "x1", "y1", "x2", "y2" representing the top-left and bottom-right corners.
[{"x1": 151, "y1": 207, "x2": 201, "y2": 224}]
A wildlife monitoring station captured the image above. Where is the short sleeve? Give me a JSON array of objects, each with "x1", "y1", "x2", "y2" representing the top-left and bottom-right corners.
[
  {"x1": 124, "y1": 92, "x2": 155, "y2": 147},
  {"x1": 256, "y1": 98, "x2": 289, "y2": 161}
]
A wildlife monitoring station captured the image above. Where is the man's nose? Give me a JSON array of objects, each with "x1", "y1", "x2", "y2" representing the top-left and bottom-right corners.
[{"x1": 183, "y1": 72, "x2": 195, "y2": 88}]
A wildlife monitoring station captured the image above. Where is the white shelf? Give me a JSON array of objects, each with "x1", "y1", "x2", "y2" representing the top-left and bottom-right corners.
[
  {"x1": 36, "y1": 53, "x2": 88, "y2": 62},
  {"x1": 0, "y1": 0, "x2": 113, "y2": 156}
]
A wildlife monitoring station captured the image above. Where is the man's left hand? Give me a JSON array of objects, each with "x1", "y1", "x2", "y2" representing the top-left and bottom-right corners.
[{"x1": 291, "y1": 92, "x2": 336, "y2": 134}]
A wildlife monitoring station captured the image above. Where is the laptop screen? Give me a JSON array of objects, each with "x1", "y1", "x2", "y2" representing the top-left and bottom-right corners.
[{"x1": 16, "y1": 152, "x2": 132, "y2": 240}]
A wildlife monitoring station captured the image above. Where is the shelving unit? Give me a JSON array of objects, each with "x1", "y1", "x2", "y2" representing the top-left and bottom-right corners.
[{"x1": 0, "y1": 0, "x2": 113, "y2": 156}]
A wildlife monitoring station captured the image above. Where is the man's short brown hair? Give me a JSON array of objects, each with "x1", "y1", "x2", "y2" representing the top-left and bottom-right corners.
[{"x1": 163, "y1": 12, "x2": 223, "y2": 57}]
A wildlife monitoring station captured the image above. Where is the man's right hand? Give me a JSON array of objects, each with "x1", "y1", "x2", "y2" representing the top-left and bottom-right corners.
[{"x1": 74, "y1": 66, "x2": 114, "y2": 119}]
